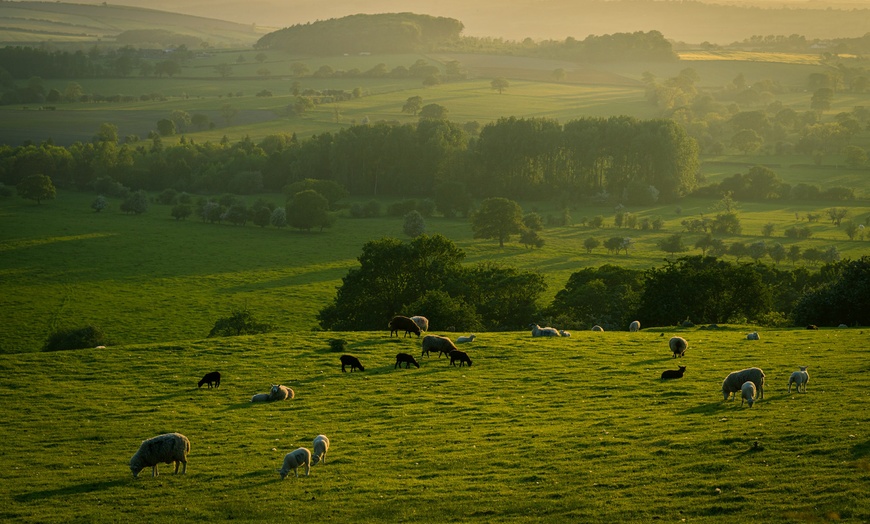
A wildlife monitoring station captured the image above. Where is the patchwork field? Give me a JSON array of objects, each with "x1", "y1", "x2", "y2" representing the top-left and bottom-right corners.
[{"x1": 0, "y1": 328, "x2": 867, "y2": 522}]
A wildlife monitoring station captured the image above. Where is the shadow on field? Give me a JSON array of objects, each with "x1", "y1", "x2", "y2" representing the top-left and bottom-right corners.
[
  {"x1": 678, "y1": 402, "x2": 729, "y2": 415},
  {"x1": 14, "y1": 479, "x2": 127, "y2": 502}
]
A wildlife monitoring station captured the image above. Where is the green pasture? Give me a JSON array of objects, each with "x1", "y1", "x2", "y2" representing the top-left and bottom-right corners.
[
  {"x1": 2, "y1": 191, "x2": 869, "y2": 354},
  {"x1": 0, "y1": 327, "x2": 867, "y2": 522}
]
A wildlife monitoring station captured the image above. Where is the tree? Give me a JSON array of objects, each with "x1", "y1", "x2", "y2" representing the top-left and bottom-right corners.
[
  {"x1": 154, "y1": 60, "x2": 181, "y2": 78},
  {"x1": 287, "y1": 190, "x2": 333, "y2": 232},
  {"x1": 422, "y1": 74, "x2": 441, "y2": 87},
  {"x1": 843, "y1": 145, "x2": 867, "y2": 168},
  {"x1": 826, "y1": 207, "x2": 848, "y2": 227},
  {"x1": 291, "y1": 62, "x2": 309, "y2": 77},
  {"x1": 214, "y1": 63, "x2": 233, "y2": 78},
  {"x1": 208, "y1": 308, "x2": 272, "y2": 337},
  {"x1": 17, "y1": 174, "x2": 56, "y2": 204},
  {"x1": 270, "y1": 207, "x2": 287, "y2": 228},
  {"x1": 94, "y1": 122, "x2": 118, "y2": 143},
  {"x1": 120, "y1": 190, "x2": 148, "y2": 214},
  {"x1": 844, "y1": 220, "x2": 859, "y2": 240},
  {"x1": 434, "y1": 181, "x2": 472, "y2": 218},
  {"x1": 583, "y1": 237, "x2": 600, "y2": 253},
  {"x1": 402, "y1": 96, "x2": 423, "y2": 115},
  {"x1": 419, "y1": 103, "x2": 448, "y2": 120},
  {"x1": 491, "y1": 77, "x2": 510, "y2": 94},
  {"x1": 658, "y1": 233, "x2": 688, "y2": 255},
  {"x1": 769, "y1": 243, "x2": 786, "y2": 264},
  {"x1": 403, "y1": 210, "x2": 425, "y2": 237},
  {"x1": 91, "y1": 195, "x2": 107, "y2": 212},
  {"x1": 748, "y1": 241, "x2": 768, "y2": 261},
  {"x1": 171, "y1": 204, "x2": 192, "y2": 220},
  {"x1": 156, "y1": 118, "x2": 176, "y2": 136},
  {"x1": 730, "y1": 129, "x2": 763, "y2": 153},
  {"x1": 811, "y1": 88, "x2": 833, "y2": 111},
  {"x1": 523, "y1": 212, "x2": 543, "y2": 231},
  {"x1": 471, "y1": 197, "x2": 524, "y2": 247},
  {"x1": 519, "y1": 229, "x2": 544, "y2": 249}
]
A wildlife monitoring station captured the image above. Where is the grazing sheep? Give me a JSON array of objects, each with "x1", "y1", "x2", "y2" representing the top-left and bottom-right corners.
[
  {"x1": 806, "y1": 324, "x2": 818, "y2": 330},
  {"x1": 421, "y1": 335, "x2": 457, "y2": 358},
  {"x1": 529, "y1": 323, "x2": 561, "y2": 337},
  {"x1": 448, "y1": 350, "x2": 473, "y2": 367},
  {"x1": 340, "y1": 354, "x2": 365, "y2": 372},
  {"x1": 269, "y1": 384, "x2": 294, "y2": 401},
  {"x1": 197, "y1": 371, "x2": 221, "y2": 389},
  {"x1": 279, "y1": 447, "x2": 312, "y2": 479},
  {"x1": 395, "y1": 353, "x2": 420, "y2": 369},
  {"x1": 746, "y1": 332, "x2": 760, "y2": 340},
  {"x1": 456, "y1": 334, "x2": 476, "y2": 344},
  {"x1": 838, "y1": 323, "x2": 848, "y2": 328},
  {"x1": 311, "y1": 435, "x2": 330, "y2": 466},
  {"x1": 629, "y1": 320, "x2": 641, "y2": 332},
  {"x1": 669, "y1": 336, "x2": 688, "y2": 358},
  {"x1": 410, "y1": 316, "x2": 429, "y2": 332},
  {"x1": 559, "y1": 330, "x2": 571, "y2": 337},
  {"x1": 788, "y1": 366, "x2": 810, "y2": 393},
  {"x1": 251, "y1": 393, "x2": 271, "y2": 402},
  {"x1": 389, "y1": 315, "x2": 422, "y2": 338},
  {"x1": 130, "y1": 433, "x2": 190, "y2": 478},
  {"x1": 741, "y1": 381, "x2": 757, "y2": 407},
  {"x1": 591, "y1": 325, "x2": 604, "y2": 332},
  {"x1": 722, "y1": 367, "x2": 766, "y2": 401},
  {"x1": 660, "y1": 365, "x2": 686, "y2": 379}
]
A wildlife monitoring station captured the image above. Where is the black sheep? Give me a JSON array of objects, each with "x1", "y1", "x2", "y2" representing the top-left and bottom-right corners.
[
  {"x1": 395, "y1": 353, "x2": 420, "y2": 369},
  {"x1": 448, "y1": 350, "x2": 472, "y2": 367},
  {"x1": 340, "y1": 354, "x2": 365, "y2": 372},
  {"x1": 660, "y1": 366, "x2": 686, "y2": 379},
  {"x1": 389, "y1": 316, "x2": 422, "y2": 338},
  {"x1": 197, "y1": 371, "x2": 221, "y2": 388}
]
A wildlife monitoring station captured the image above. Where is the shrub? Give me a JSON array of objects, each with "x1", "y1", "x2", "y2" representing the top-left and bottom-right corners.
[
  {"x1": 91, "y1": 195, "x2": 107, "y2": 212},
  {"x1": 43, "y1": 325, "x2": 106, "y2": 352},
  {"x1": 329, "y1": 339, "x2": 347, "y2": 352},
  {"x1": 387, "y1": 199, "x2": 417, "y2": 217},
  {"x1": 207, "y1": 308, "x2": 272, "y2": 337}
]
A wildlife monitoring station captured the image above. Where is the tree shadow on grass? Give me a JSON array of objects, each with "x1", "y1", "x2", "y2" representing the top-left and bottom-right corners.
[
  {"x1": 14, "y1": 479, "x2": 127, "y2": 502},
  {"x1": 678, "y1": 401, "x2": 730, "y2": 415}
]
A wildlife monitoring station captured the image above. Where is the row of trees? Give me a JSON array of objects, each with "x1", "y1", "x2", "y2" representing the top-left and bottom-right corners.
[{"x1": 319, "y1": 235, "x2": 870, "y2": 331}]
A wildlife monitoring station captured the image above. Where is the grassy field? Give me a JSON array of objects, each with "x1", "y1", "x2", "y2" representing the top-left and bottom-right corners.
[
  {"x1": 0, "y1": 327, "x2": 867, "y2": 522},
  {"x1": 2, "y1": 190, "x2": 869, "y2": 354}
]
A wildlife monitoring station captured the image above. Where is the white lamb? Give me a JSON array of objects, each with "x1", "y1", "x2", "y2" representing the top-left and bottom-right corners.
[
  {"x1": 741, "y1": 381, "x2": 757, "y2": 407},
  {"x1": 529, "y1": 324, "x2": 560, "y2": 337},
  {"x1": 746, "y1": 332, "x2": 760, "y2": 340},
  {"x1": 251, "y1": 393, "x2": 271, "y2": 402},
  {"x1": 629, "y1": 320, "x2": 640, "y2": 332},
  {"x1": 722, "y1": 367, "x2": 765, "y2": 401},
  {"x1": 279, "y1": 447, "x2": 311, "y2": 479},
  {"x1": 559, "y1": 330, "x2": 571, "y2": 337},
  {"x1": 411, "y1": 316, "x2": 429, "y2": 332},
  {"x1": 456, "y1": 334, "x2": 476, "y2": 343},
  {"x1": 788, "y1": 366, "x2": 809, "y2": 393},
  {"x1": 311, "y1": 435, "x2": 330, "y2": 466}
]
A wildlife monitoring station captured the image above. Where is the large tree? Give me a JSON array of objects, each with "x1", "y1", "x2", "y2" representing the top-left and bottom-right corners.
[
  {"x1": 470, "y1": 197, "x2": 524, "y2": 247},
  {"x1": 286, "y1": 189, "x2": 333, "y2": 232},
  {"x1": 16, "y1": 174, "x2": 56, "y2": 204}
]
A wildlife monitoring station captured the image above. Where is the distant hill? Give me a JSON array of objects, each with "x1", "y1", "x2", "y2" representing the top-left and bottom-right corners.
[{"x1": 0, "y1": 1, "x2": 265, "y2": 47}]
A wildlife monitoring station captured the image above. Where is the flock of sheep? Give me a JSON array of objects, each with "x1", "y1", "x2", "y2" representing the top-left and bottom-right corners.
[{"x1": 130, "y1": 315, "x2": 813, "y2": 479}]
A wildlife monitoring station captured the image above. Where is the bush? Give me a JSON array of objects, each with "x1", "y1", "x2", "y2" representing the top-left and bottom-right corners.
[
  {"x1": 43, "y1": 325, "x2": 106, "y2": 352},
  {"x1": 329, "y1": 338, "x2": 347, "y2": 352},
  {"x1": 208, "y1": 308, "x2": 272, "y2": 337},
  {"x1": 387, "y1": 199, "x2": 417, "y2": 217},
  {"x1": 349, "y1": 200, "x2": 381, "y2": 218}
]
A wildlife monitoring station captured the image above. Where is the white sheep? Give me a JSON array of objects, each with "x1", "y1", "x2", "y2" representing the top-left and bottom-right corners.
[
  {"x1": 669, "y1": 336, "x2": 688, "y2": 358},
  {"x1": 269, "y1": 384, "x2": 294, "y2": 401},
  {"x1": 530, "y1": 324, "x2": 561, "y2": 337},
  {"x1": 722, "y1": 367, "x2": 765, "y2": 401},
  {"x1": 746, "y1": 332, "x2": 760, "y2": 340},
  {"x1": 788, "y1": 366, "x2": 810, "y2": 393},
  {"x1": 251, "y1": 393, "x2": 271, "y2": 402},
  {"x1": 629, "y1": 320, "x2": 640, "y2": 332},
  {"x1": 559, "y1": 330, "x2": 571, "y2": 337},
  {"x1": 311, "y1": 435, "x2": 330, "y2": 466},
  {"x1": 279, "y1": 447, "x2": 311, "y2": 479},
  {"x1": 741, "y1": 381, "x2": 757, "y2": 407},
  {"x1": 591, "y1": 325, "x2": 604, "y2": 332},
  {"x1": 129, "y1": 432, "x2": 190, "y2": 478},
  {"x1": 456, "y1": 334, "x2": 476, "y2": 344},
  {"x1": 411, "y1": 315, "x2": 429, "y2": 332}
]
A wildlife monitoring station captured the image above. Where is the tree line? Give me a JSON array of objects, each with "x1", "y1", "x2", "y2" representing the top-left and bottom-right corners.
[{"x1": 319, "y1": 235, "x2": 870, "y2": 332}]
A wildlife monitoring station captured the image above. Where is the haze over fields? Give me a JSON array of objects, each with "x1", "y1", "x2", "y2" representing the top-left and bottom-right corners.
[{"x1": 75, "y1": 0, "x2": 870, "y2": 43}]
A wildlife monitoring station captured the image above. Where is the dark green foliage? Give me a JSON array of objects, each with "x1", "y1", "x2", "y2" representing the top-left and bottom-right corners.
[
  {"x1": 471, "y1": 197, "x2": 524, "y2": 247},
  {"x1": 328, "y1": 338, "x2": 347, "y2": 352},
  {"x1": 434, "y1": 181, "x2": 471, "y2": 218},
  {"x1": 287, "y1": 189, "x2": 332, "y2": 231},
  {"x1": 222, "y1": 203, "x2": 248, "y2": 226},
  {"x1": 43, "y1": 325, "x2": 105, "y2": 352},
  {"x1": 405, "y1": 290, "x2": 483, "y2": 332},
  {"x1": 387, "y1": 199, "x2": 418, "y2": 217},
  {"x1": 548, "y1": 265, "x2": 644, "y2": 330},
  {"x1": 17, "y1": 174, "x2": 56, "y2": 204},
  {"x1": 658, "y1": 233, "x2": 688, "y2": 255},
  {"x1": 792, "y1": 257, "x2": 870, "y2": 326},
  {"x1": 283, "y1": 178, "x2": 348, "y2": 209},
  {"x1": 90, "y1": 195, "x2": 107, "y2": 212},
  {"x1": 156, "y1": 188, "x2": 178, "y2": 205},
  {"x1": 349, "y1": 200, "x2": 381, "y2": 218},
  {"x1": 171, "y1": 204, "x2": 191, "y2": 221},
  {"x1": 119, "y1": 189, "x2": 148, "y2": 214},
  {"x1": 451, "y1": 262, "x2": 546, "y2": 330},
  {"x1": 519, "y1": 229, "x2": 544, "y2": 249},
  {"x1": 403, "y1": 210, "x2": 425, "y2": 237},
  {"x1": 208, "y1": 308, "x2": 272, "y2": 337}
]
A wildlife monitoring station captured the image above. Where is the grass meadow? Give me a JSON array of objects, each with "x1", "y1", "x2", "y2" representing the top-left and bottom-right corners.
[{"x1": 0, "y1": 327, "x2": 867, "y2": 522}]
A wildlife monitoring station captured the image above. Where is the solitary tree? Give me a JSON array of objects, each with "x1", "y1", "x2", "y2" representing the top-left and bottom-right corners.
[
  {"x1": 287, "y1": 190, "x2": 333, "y2": 232},
  {"x1": 403, "y1": 210, "x2": 426, "y2": 237},
  {"x1": 17, "y1": 174, "x2": 56, "y2": 204},
  {"x1": 471, "y1": 197, "x2": 524, "y2": 247},
  {"x1": 583, "y1": 237, "x2": 600, "y2": 253},
  {"x1": 491, "y1": 77, "x2": 510, "y2": 94},
  {"x1": 658, "y1": 233, "x2": 688, "y2": 255},
  {"x1": 402, "y1": 96, "x2": 423, "y2": 116}
]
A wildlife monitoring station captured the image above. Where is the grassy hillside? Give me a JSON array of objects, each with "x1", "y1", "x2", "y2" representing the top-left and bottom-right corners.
[
  {"x1": 2, "y1": 191, "x2": 869, "y2": 353},
  {"x1": 0, "y1": 328, "x2": 867, "y2": 522}
]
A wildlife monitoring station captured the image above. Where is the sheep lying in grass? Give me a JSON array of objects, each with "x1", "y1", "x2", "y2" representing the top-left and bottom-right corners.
[
  {"x1": 530, "y1": 324, "x2": 561, "y2": 337},
  {"x1": 806, "y1": 324, "x2": 818, "y2": 330},
  {"x1": 591, "y1": 325, "x2": 604, "y2": 332},
  {"x1": 130, "y1": 432, "x2": 190, "y2": 478},
  {"x1": 746, "y1": 332, "x2": 760, "y2": 340},
  {"x1": 411, "y1": 315, "x2": 429, "y2": 332},
  {"x1": 722, "y1": 367, "x2": 765, "y2": 401},
  {"x1": 559, "y1": 330, "x2": 571, "y2": 337},
  {"x1": 197, "y1": 371, "x2": 221, "y2": 388},
  {"x1": 456, "y1": 334, "x2": 476, "y2": 344},
  {"x1": 340, "y1": 354, "x2": 365, "y2": 372},
  {"x1": 669, "y1": 336, "x2": 688, "y2": 358},
  {"x1": 311, "y1": 435, "x2": 330, "y2": 466},
  {"x1": 629, "y1": 320, "x2": 641, "y2": 332},
  {"x1": 422, "y1": 335, "x2": 457, "y2": 358},
  {"x1": 279, "y1": 447, "x2": 311, "y2": 479},
  {"x1": 660, "y1": 365, "x2": 686, "y2": 379},
  {"x1": 269, "y1": 384, "x2": 294, "y2": 401},
  {"x1": 395, "y1": 353, "x2": 420, "y2": 369},
  {"x1": 389, "y1": 316, "x2": 421, "y2": 338},
  {"x1": 741, "y1": 381, "x2": 757, "y2": 407},
  {"x1": 788, "y1": 366, "x2": 810, "y2": 393},
  {"x1": 449, "y1": 350, "x2": 473, "y2": 367},
  {"x1": 251, "y1": 393, "x2": 271, "y2": 402}
]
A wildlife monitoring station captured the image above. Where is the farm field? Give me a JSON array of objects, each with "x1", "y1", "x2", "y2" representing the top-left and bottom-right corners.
[
  {"x1": 0, "y1": 328, "x2": 867, "y2": 522},
  {"x1": 2, "y1": 191, "x2": 869, "y2": 354}
]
